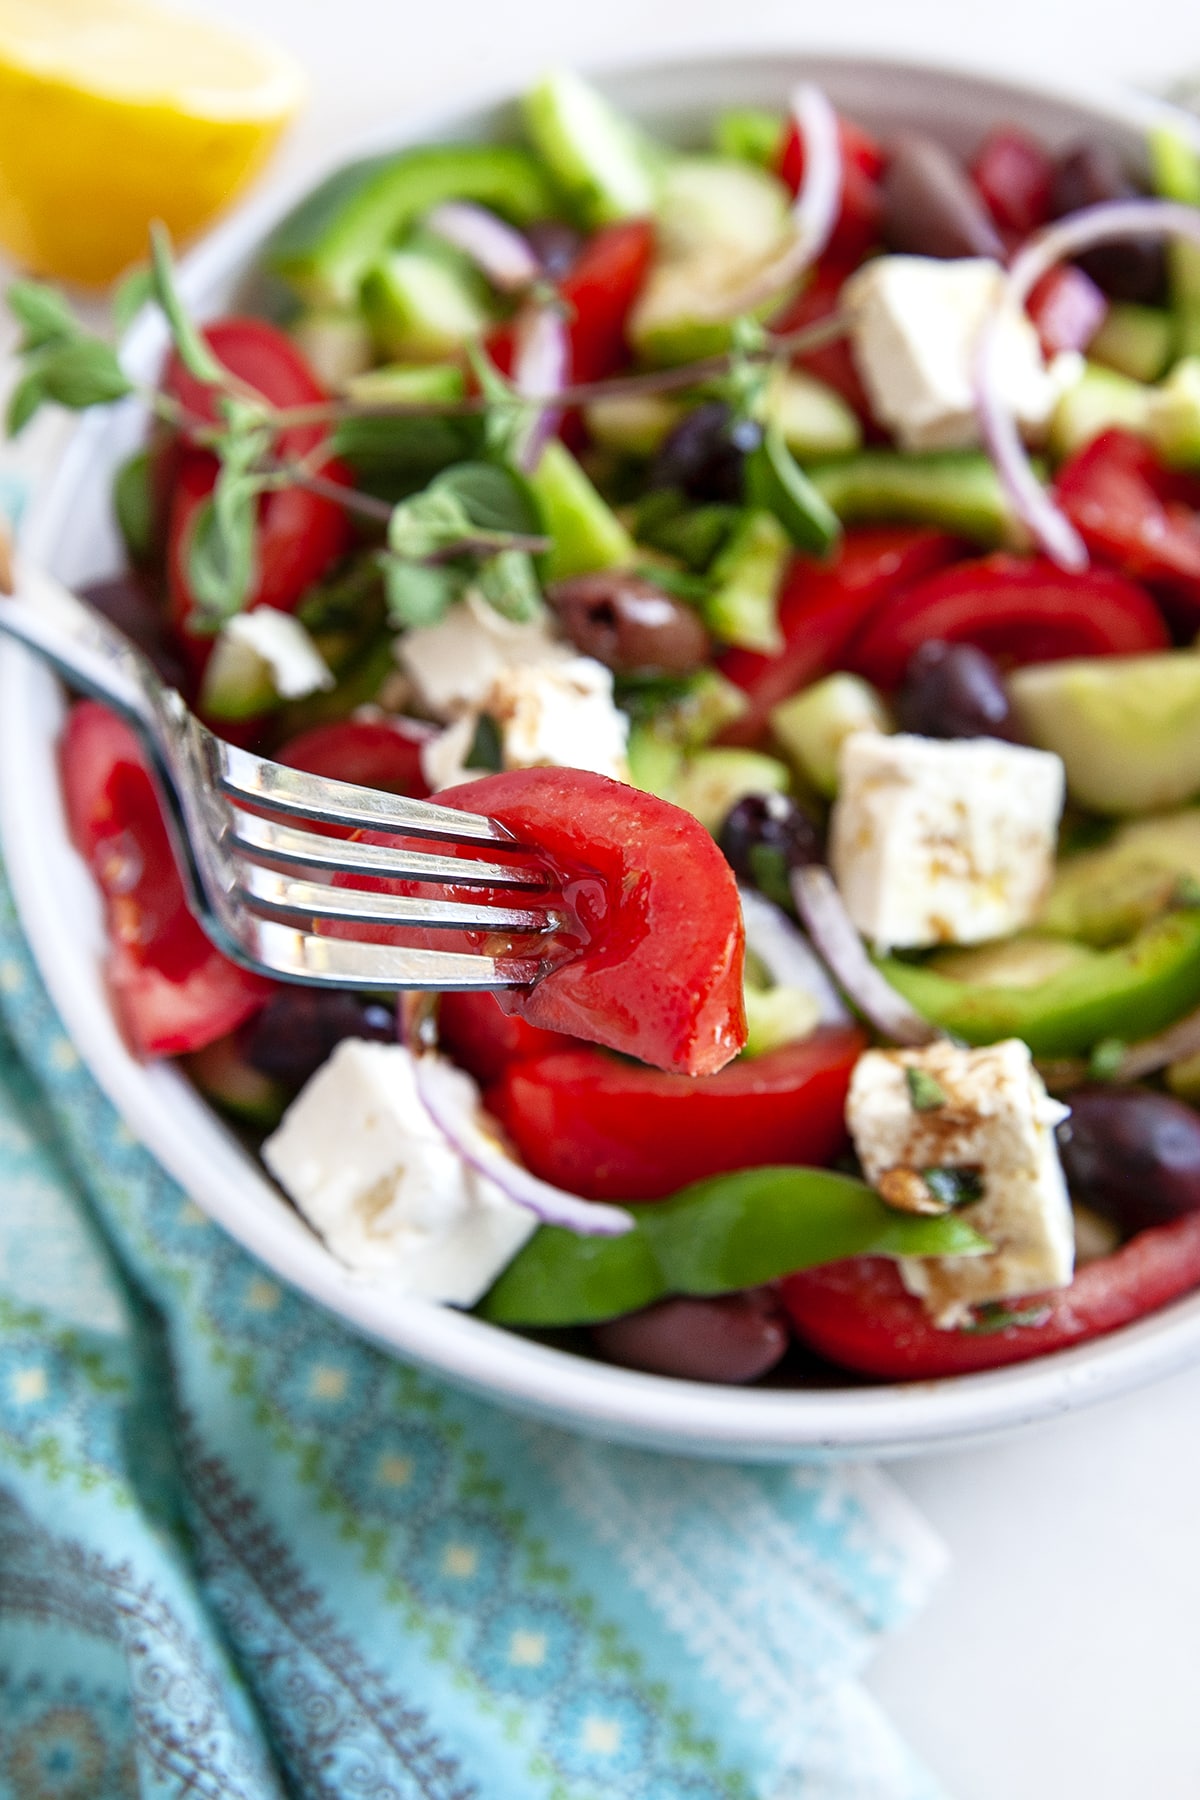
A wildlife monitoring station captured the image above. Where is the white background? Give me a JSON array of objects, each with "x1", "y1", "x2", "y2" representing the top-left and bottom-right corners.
[{"x1": 65, "y1": 2, "x2": 1200, "y2": 1793}]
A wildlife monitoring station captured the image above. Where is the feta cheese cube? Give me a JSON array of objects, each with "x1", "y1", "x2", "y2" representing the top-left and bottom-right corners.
[
  {"x1": 847, "y1": 1039, "x2": 1074, "y2": 1326},
  {"x1": 262, "y1": 1040, "x2": 535, "y2": 1304},
  {"x1": 420, "y1": 656, "x2": 630, "y2": 790},
  {"x1": 829, "y1": 732, "x2": 1064, "y2": 951},
  {"x1": 397, "y1": 590, "x2": 573, "y2": 719},
  {"x1": 222, "y1": 608, "x2": 334, "y2": 699},
  {"x1": 844, "y1": 255, "x2": 1074, "y2": 451}
]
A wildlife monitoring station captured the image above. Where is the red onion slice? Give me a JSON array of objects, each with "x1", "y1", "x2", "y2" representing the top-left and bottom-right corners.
[
  {"x1": 790, "y1": 865, "x2": 941, "y2": 1046},
  {"x1": 719, "y1": 82, "x2": 842, "y2": 318},
  {"x1": 414, "y1": 1052, "x2": 634, "y2": 1237},
  {"x1": 738, "y1": 885, "x2": 849, "y2": 1025},
  {"x1": 976, "y1": 198, "x2": 1200, "y2": 569},
  {"x1": 513, "y1": 302, "x2": 569, "y2": 473},
  {"x1": 425, "y1": 201, "x2": 541, "y2": 295}
]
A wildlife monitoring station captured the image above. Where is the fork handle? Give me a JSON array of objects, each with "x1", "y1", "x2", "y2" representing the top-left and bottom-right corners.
[{"x1": 0, "y1": 563, "x2": 161, "y2": 732}]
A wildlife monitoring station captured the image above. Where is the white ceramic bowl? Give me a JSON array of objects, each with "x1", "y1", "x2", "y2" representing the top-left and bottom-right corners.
[{"x1": 5, "y1": 51, "x2": 1200, "y2": 1460}]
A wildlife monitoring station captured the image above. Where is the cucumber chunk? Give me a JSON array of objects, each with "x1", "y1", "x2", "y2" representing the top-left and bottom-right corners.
[
  {"x1": 522, "y1": 69, "x2": 658, "y2": 227},
  {"x1": 670, "y1": 747, "x2": 790, "y2": 833},
  {"x1": 362, "y1": 247, "x2": 492, "y2": 361},
  {"x1": 1048, "y1": 362, "x2": 1151, "y2": 460},
  {"x1": 1040, "y1": 809, "x2": 1200, "y2": 946},
  {"x1": 807, "y1": 450, "x2": 1018, "y2": 544},
  {"x1": 1088, "y1": 303, "x2": 1174, "y2": 383},
  {"x1": 771, "y1": 673, "x2": 891, "y2": 797},
  {"x1": 527, "y1": 440, "x2": 637, "y2": 580},
  {"x1": 704, "y1": 509, "x2": 790, "y2": 652},
  {"x1": 1149, "y1": 356, "x2": 1200, "y2": 468}
]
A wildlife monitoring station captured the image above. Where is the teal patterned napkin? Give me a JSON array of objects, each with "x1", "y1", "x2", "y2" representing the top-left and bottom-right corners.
[{"x1": 0, "y1": 867, "x2": 949, "y2": 1800}]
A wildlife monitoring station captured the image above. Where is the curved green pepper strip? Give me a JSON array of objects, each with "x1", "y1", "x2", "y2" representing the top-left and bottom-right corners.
[
  {"x1": 266, "y1": 145, "x2": 560, "y2": 306},
  {"x1": 478, "y1": 1165, "x2": 989, "y2": 1328},
  {"x1": 879, "y1": 910, "x2": 1200, "y2": 1058}
]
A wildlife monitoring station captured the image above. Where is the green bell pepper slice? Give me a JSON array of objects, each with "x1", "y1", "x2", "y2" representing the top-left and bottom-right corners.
[
  {"x1": 879, "y1": 910, "x2": 1200, "y2": 1058},
  {"x1": 479, "y1": 1165, "x2": 989, "y2": 1327},
  {"x1": 264, "y1": 144, "x2": 559, "y2": 306}
]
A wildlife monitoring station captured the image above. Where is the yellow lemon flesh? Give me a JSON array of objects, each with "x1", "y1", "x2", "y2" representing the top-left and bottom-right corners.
[{"x1": 0, "y1": 0, "x2": 306, "y2": 284}]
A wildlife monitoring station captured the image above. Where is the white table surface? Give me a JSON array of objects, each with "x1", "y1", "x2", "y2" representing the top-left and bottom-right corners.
[{"x1": 77, "y1": 2, "x2": 1200, "y2": 1793}]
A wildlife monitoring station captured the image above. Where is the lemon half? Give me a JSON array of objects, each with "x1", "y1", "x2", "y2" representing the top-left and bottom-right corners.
[{"x1": 0, "y1": 0, "x2": 306, "y2": 283}]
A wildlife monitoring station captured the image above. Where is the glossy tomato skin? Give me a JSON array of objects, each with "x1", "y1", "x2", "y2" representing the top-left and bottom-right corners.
[
  {"x1": 490, "y1": 1026, "x2": 865, "y2": 1200},
  {"x1": 719, "y1": 527, "x2": 962, "y2": 745},
  {"x1": 842, "y1": 551, "x2": 1171, "y2": 688},
  {"x1": 970, "y1": 126, "x2": 1055, "y2": 238},
  {"x1": 163, "y1": 319, "x2": 353, "y2": 636},
  {"x1": 770, "y1": 260, "x2": 876, "y2": 421},
  {"x1": 60, "y1": 702, "x2": 272, "y2": 1057},
  {"x1": 437, "y1": 991, "x2": 577, "y2": 1086},
  {"x1": 274, "y1": 718, "x2": 432, "y2": 797},
  {"x1": 488, "y1": 219, "x2": 654, "y2": 387},
  {"x1": 1055, "y1": 429, "x2": 1200, "y2": 614},
  {"x1": 439, "y1": 768, "x2": 746, "y2": 1076},
  {"x1": 778, "y1": 114, "x2": 885, "y2": 261},
  {"x1": 781, "y1": 1211, "x2": 1200, "y2": 1379}
]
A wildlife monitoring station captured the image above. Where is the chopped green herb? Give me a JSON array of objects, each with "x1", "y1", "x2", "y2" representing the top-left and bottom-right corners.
[
  {"x1": 921, "y1": 1166, "x2": 984, "y2": 1210},
  {"x1": 906, "y1": 1066, "x2": 948, "y2": 1112},
  {"x1": 962, "y1": 1301, "x2": 1054, "y2": 1335},
  {"x1": 465, "y1": 712, "x2": 504, "y2": 772},
  {"x1": 1087, "y1": 1037, "x2": 1127, "y2": 1082}
]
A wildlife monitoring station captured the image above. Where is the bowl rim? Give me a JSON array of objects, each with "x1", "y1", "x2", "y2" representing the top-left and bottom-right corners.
[{"x1": 6, "y1": 46, "x2": 1200, "y2": 1460}]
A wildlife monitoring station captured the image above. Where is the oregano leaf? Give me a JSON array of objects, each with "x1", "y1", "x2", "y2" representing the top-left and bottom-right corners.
[
  {"x1": 6, "y1": 280, "x2": 81, "y2": 352},
  {"x1": 149, "y1": 222, "x2": 226, "y2": 386},
  {"x1": 112, "y1": 265, "x2": 156, "y2": 338},
  {"x1": 38, "y1": 339, "x2": 134, "y2": 409},
  {"x1": 5, "y1": 368, "x2": 46, "y2": 437},
  {"x1": 382, "y1": 558, "x2": 466, "y2": 628},
  {"x1": 477, "y1": 548, "x2": 543, "y2": 623}
]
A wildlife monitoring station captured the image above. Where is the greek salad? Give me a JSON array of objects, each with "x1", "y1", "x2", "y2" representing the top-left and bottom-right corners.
[{"x1": 17, "y1": 67, "x2": 1200, "y2": 1386}]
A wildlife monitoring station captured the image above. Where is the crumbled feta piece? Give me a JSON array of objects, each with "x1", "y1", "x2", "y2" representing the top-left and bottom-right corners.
[
  {"x1": 222, "y1": 608, "x2": 334, "y2": 698},
  {"x1": 844, "y1": 255, "x2": 1075, "y2": 451},
  {"x1": 397, "y1": 590, "x2": 573, "y2": 719},
  {"x1": 829, "y1": 732, "x2": 1064, "y2": 951},
  {"x1": 420, "y1": 656, "x2": 630, "y2": 791},
  {"x1": 847, "y1": 1039, "x2": 1074, "y2": 1326},
  {"x1": 262, "y1": 1040, "x2": 535, "y2": 1304}
]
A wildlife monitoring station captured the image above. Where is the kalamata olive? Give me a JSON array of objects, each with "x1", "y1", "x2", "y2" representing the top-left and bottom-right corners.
[
  {"x1": 240, "y1": 990, "x2": 396, "y2": 1091},
  {"x1": 1057, "y1": 1085, "x2": 1200, "y2": 1235},
  {"x1": 1050, "y1": 144, "x2": 1167, "y2": 303},
  {"x1": 524, "y1": 219, "x2": 584, "y2": 280},
  {"x1": 648, "y1": 401, "x2": 762, "y2": 504},
  {"x1": 549, "y1": 571, "x2": 711, "y2": 675},
  {"x1": 895, "y1": 640, "x2": 1017, "y2": 741},
  {"x1": 717, "y1": 793, "x2": 823, "y2": 889},
  {"x1": 590, "y1": 1290, "x2": 790, "y2": 1382},
  {"x1": 882, "y1": 133, "x2": 1005, "y2": 261},
  {"x1": 81, "y1": 573, "x2": 187, "y2": 689}
]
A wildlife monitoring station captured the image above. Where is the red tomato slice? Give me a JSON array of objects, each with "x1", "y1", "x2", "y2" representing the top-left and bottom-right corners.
[
  {"x1": 60, "y1": 702, "x2": 272, "y2": 1057},
  {"x1": 490, "y1": 1026, "x2": 865, "y2": 1200},
  {"x1": 778, "y1": 115, "x2": 885, "y2": 261},
  {"x1": 163, "y1": 319, "x2": 353, "y2": 637},
  {"x1": 969, "y1": 126, "x2": 1055, "y2": 238},
  {"x1": 1055, "y1": 429, "x2": 1200, "y2": 615},
  {"x1": 781, "y1": 1212, "x2": 1200, "y2": 1379},
  {"x1": 719, "y1": 527, "x2": 963, "y2": 745},
  {"x1": 842, "y1": 551, "x2": 1171, "y2": 689},
  {"x1": 275, "y1": 718, "x2": 433, "y2": 797},
  {"x1": 770, "y1": 260, "x2": 876, "y2": 421},
  {"x1": 417, "y1": 768, "x2": 740, "y2": 1076},
  {"x1": 437, "y1": 990, "x2": 577, "y2": 1086}
]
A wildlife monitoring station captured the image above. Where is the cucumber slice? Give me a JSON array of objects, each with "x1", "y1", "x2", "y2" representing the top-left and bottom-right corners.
[
  {"x1": 1048, "y1": 362, "x2": 1152, "y2": 460},
  {"x1": 807, "y1": 450, "x2": 1017, "y2": 544},
  {"x1": 584, "y1": 392, "x2": 682, "y2": 455},
  {"x1": 714, "y1": 107, "x2": 784, "y2": 168},
  {"x1": 704, "y1": 509, "x2": 790, "y2": 652},
  {"x1": 1149, "y1": 356, "x2": 1200, "y2": 469},
  {"x1": 343, "y1": 360, "x2": 466, "y2": 405},
  {"x1": 743, "y1": 982, "x2": 821, "y2": 1056},
  {"x1": 362, "y1": 247, "x2": 493, "y2": 361},
  {"x1": 1149, "y1": 121, "x2": 1200, "y2": 357},
  {"x1": 1040, "y1": 808, "x2": 1200, "y2": 946},
  {"x1": 1008, "y1": 652, "x2": 1200, "y2": 815},
  {"x1": 771, "y1": 673, "x2": 891, "y2": 797},
  {"x1": 264, "y1": 143, "x2": 557, "y2": 305},
  {"x1": 926, "y1": 935, "x2": 1092, "y2": 989},
  {"x1": 769, "y1": 369, "x2": 862, "y2": 458},
  {"x1": 201, "y1": 613, "x2": 334, "y2": 723},
  {"x1": 522, "y1": 69, "x2": 658, "y2": 227},
  {"x1": 527, "y1": 440, "x2": 637, "y2": 580},
  {"x1": 289, "y1": 310, "x2": 373, "y2": 389},
  {"x1": 1089, "y1": 303, "x2": 1174, "y2": 383},
  {"x1": 670, "y1": 747, "x2": 790, "y2": 833}
]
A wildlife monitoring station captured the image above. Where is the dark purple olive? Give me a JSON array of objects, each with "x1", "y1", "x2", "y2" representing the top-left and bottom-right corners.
[
  {"x1": 717, "y1": 793, "x2": 823, "y2": 890},
  {"x1": 549, "y1": 571, "x2": 711, "y2": 675},
  {"x1": 1057, "y1": 1085, "x2": 1200, "y2": 1235},
  {"x1": 81, "y1": 573, "x2": 187, "y2": 690},
  {"x1": 590, "y1": 1291, "x2": 790, "y2": 1382},
  {"x1": 524, "y1": 219, "x2": 584, "y2": 280},
  {"x1": 648, "y1": 401, "x2": 762, "y2": 504},
  {"x1": 882, "y1": 133, "x2": 1005, "y2": 261},
  {"x1": 240, "y1": 990, "x2": 396, "y2": 1091},
  {"x1": 1050, "y1": 144, "x2": 1167, "y2": 303},
  {"x1": 896, "y1": 640, "x2": 1017, "y2": 741}
]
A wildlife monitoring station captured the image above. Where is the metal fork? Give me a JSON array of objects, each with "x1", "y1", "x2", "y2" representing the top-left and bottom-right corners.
[{"x1": 0, "y1": 555, "x2": 562, "y2": 991}]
